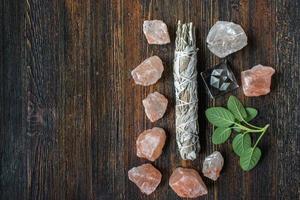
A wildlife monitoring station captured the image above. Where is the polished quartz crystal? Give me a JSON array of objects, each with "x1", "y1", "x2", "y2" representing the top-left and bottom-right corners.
[
  {"x1": 143, "y1": 20, "x2": 170, "y2": 45},
  {"x1": 202, "y1": 151, "x2": 224, "y2": 181},
  {"x1": 136, "y1": 127, "x2": 166, "y2": 161},
  {"x1": 142, "y1": 92, "x2": 168, "y2": 122},
  {"x1": 241, "y1": 64, "x2": 275, "y2": 97},
  {"x1": 169, "y1": 167, "x2": 208, "y2": 198},
  {"x1": 128, "y1": 163, "x2": 162, "y2": 195},
  {"x1": 131, "y1": 56, "x2": 164, "y2": 86},
  {"x1": 201, "y1": 62, "x2": 239, "y2": 98},
  {"x1": 207, "y1": 21, "x2": 247, "y2": 58}
]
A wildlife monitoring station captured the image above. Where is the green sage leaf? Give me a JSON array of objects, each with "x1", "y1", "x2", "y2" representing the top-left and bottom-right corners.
[
  {"x1": 245, "y1": 107, "x2": 258, "y2": 122},
  {"x1": 240, "y1": 147, "x2": 262, "y2": 171},
  {"x1": 205, "y1": 107, "x2": 235, "y2": 127},
  {"x1": 212, "y1": 127, "x2": 232, "y2": 144},
  {"x1": 232, "y1": 134, "x2": 252, "y2": 156},
  {"x1": 227, "y1": 96, "x2": 247, "y2": 121}
]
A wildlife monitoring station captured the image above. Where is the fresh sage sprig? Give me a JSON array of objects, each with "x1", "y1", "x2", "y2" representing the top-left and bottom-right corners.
[{"x1": 205, "y1": 96, "x2": 269, "y2": 171}]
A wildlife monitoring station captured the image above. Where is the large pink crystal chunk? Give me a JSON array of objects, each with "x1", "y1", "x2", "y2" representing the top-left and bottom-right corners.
[
  {"x1": 143, "y1": 20, "x2": 170, "y2": 45},
  {"x1": 241, "y1": 64, "x2": 275, "y2": 97},
  {"x1": 169, "y1": 168, "x2": 208, "y2": 198},
  {"x1": 136, "y1": 127, "x2": 166, "y2": 161},
  {"x1": 131, "y1": 56, "x2": 164, "y2": 86},
  {"x1": 142, "y1": 92, "x2": 168, "y2": 122},
  {"x1": 202, "y1": 151, "x2": 224, "y2": 181},
  {"x1": 128, "y1": 163, "x2": 162, "y2": 195}
]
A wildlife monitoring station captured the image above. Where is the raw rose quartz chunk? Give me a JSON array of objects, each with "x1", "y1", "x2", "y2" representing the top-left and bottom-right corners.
[
  {"x1": 142, "y1": 92, "x2": 168, "y2": 122},
  {"x1": 136, "y1": 127, "x2": 166, "y2": 161},
  {"x1": 202, "y1": 151, "x2": 224, "y2": 181},
  {"x1": 143, "y1": 20, "x2": 170, "y2": 45},
  {"x1": 128, "y1": 163, "x2": 162, "y2": 195},
  {"x1": 169, "y1": 168, "x2": 208, "y2": 198},
  {"x1": 241, "y1": 64, "x2": 275, "y2": 97},
  {"x1": 131, "y1": 56, "x2": 164, "y2": 86}
]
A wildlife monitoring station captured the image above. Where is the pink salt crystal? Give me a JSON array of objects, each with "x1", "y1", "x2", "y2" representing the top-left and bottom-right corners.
[
  {"x1": 169, "y1": 167, "x2": 208, "y2": 198},
  {"x1": 202, "y1": 151, "x2": 224, "y2": 181},
  {"x1": 131, "y1": 56, "x2": 164, "y2": 86},
  {"x1": 143, "y1": 20, "x2": 170, "y2": 45},
  {"x1": 136, "y1": 127, "x2": 166, "y2": 161},
  {"x1": 142, "y1": 92, "x2": 168, "y2": 122},
  {"x1": 128, "y1": 163, "x2": 162, "y2": 195},
  {"x1": 241, "y1": 64, "x2": 275, "y2": 97}
]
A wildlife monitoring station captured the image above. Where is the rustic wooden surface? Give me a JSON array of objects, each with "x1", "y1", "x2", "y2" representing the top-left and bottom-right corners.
[{"x1": 1, "y1": 0, "x2": 299, "y2": 199}]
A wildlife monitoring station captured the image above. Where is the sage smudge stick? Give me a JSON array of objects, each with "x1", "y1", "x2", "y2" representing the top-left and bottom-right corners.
[{"x1": 173, "y1": 21, "x2": 200, "y2": 160}]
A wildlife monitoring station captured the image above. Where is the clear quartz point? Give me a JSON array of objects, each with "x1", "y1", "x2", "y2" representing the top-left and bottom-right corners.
[{"x1": 202, "y1": 151, "x2": 224, "y2": 181}]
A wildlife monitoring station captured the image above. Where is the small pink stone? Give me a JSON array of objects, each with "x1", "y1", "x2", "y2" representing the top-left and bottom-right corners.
[
  {"x1": 128, "y1": 163, "x2": 162, "y2": 195},
  {"x1": 143, "y1": 20, "x2": 170, "y2": 45},
  {"x1": 241, "y1": 64, "x2": 275, "y2": 97},
  {"x1": 142, "y1": 92, "x2": 168, "y2": 122},
  {"x1": 202, "y1": 151, "x2": 224, "y2": 181},
  {"x1": 136, "y1": 127, "x2": 166, "y2": 161},
  {"x1": 169, "y1": 167, "x2": 208, "y2": 198},
  {"x1": 131, "y1": 56, "x2": 164, "y2": 86}
]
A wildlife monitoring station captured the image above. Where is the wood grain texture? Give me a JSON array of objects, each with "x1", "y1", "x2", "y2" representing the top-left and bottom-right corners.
[{"x1": 0, "y1": 0, "x2": 299, "y2": 199}]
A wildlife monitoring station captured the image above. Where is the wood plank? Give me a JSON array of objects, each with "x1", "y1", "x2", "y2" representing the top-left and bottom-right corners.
[
  {"x1": 24, "y1": 0, "x2": 64, "y2": 199},
  {"x1": 23, "y1": 0, "x2": 92, "y2": 199},
  {"x1": 274, "y1": 1, "x2": 300, "y2": 199},
  {"x1": 62, "y1": 0, "x2": 92, "y2": 199},
  {"x1": 90, "y1": 0, "x2": 127, "y2": 199},
  {"x1": 0, "y1": 0, "x2": 26, "y2": 199}
]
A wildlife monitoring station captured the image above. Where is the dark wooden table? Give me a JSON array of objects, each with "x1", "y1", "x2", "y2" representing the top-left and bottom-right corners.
[{"x1": 1, "y1": 0, "x2": 299, "y2": 199}]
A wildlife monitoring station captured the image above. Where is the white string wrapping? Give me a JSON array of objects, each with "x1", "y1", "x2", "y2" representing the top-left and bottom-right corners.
[{"x1": 173, "y1": 21, "x2": 200, "y2": 160}]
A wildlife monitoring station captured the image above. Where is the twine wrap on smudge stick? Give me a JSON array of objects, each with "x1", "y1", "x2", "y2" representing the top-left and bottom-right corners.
[{"x1": 173, "y1": 21, "x2": 200, "y2": 160}]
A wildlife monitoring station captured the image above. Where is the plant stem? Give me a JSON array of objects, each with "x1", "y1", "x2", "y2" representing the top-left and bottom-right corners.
[
  {"x1": 234, "y1": 123, "x2": 264, "y2": 133},
  {"x1": 253, "y1": 124, "x2": 270, "y2": 148},
  {"x1": 242, "y1": 131, "x2": 249, "y2": 135},
  {"x1": 242, "y1": 120, "x2": 262, "y2": 130}
]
